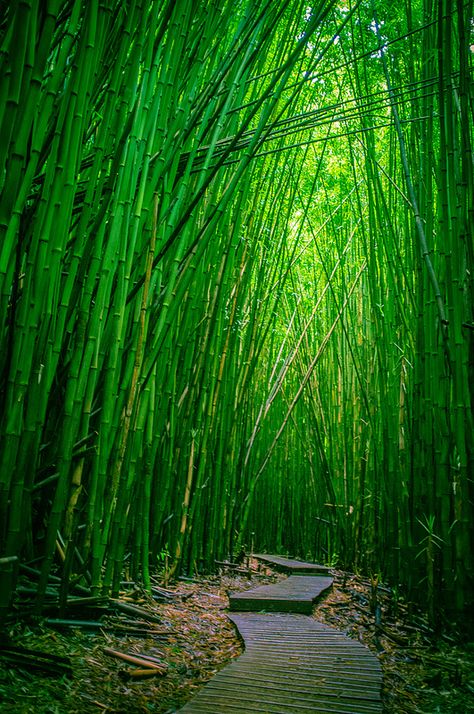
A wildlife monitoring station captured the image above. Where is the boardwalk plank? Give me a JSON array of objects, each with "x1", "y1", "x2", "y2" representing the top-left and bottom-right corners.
[
  {"x1": 253, "y1": 554, "x2": 331, "y2": 575},
  {"x1": 180, "y1": 694, "x2": 382, "y2": 714},
  {"x1": 209, "y1": 674, "x2": 382, "y2": 699}
]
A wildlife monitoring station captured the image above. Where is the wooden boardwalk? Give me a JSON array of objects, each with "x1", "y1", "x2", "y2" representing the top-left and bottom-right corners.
[{"x1": 179, "y1": 557, "x2": 383, "y2": 713}]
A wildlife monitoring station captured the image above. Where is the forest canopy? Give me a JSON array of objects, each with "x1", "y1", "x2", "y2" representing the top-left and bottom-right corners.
[{"x1": 0, "y1": 0, "x2": 473, "y2": 629}]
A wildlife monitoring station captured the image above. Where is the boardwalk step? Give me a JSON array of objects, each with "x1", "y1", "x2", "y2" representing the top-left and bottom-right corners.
[
  {"x1": 253, "y1": 554, "x2": 331, "y2": 575},
  {"x1": 229, "y1": 574, "x2": 333, "y2": 613}
]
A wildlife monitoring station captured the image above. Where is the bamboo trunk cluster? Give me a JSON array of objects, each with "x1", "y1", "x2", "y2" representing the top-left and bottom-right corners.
[{"x1": 0, "y1": 1, "x2": 472, "y2": 628}]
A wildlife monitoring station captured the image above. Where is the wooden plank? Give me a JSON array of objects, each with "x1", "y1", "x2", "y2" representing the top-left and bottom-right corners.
[
  {"x1": 193, "y1": 690, "x2": 382, "y2": 713},
  {"x1": 212, "y1": 670, "x2": 382, "y2": 697},
  {"x1": 182, "y1": 700, "x2": 381, "y2": 714},
  {"x1": 253, "y1": 553, "x2": 331, "y2": 574}
]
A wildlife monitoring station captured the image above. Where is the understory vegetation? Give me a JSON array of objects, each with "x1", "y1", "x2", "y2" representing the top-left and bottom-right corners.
[{"x1": 0, "y1": 0, "x2": 473, "y2": 632}]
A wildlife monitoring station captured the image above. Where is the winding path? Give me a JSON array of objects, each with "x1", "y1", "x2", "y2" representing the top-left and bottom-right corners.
[{"x1": 179, "y1": 555, "x2": 383, "y2": 713}]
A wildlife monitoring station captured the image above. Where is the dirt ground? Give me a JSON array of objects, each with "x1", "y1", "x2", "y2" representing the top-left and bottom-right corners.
[{"x1": 1, "y1": 562, "x2": 474, "y2": 713}]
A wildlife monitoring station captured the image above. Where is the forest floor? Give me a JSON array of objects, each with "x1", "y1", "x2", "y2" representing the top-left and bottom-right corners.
[{"x1": 1, "y1": 561, "x2": 474, "y2": 713}]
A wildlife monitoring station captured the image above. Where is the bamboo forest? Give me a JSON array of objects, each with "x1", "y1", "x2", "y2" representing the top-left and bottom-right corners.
[{"x1": 0, "y1": 1, "x2": 473, "y2": 712}]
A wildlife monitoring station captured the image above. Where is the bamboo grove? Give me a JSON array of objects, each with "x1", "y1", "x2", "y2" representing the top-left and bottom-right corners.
[{"x1": 0, "y1": 0, "x2": 473, "y2": 628}]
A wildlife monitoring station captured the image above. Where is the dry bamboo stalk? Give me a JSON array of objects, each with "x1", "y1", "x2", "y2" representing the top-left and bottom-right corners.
[{"x1": 103, "y1": 647, "x2": 165, "y2": 671}]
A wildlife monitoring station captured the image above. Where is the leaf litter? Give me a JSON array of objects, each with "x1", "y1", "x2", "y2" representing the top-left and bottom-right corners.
[
  {"x1": 0, "y1": 566, "x2": 282, "y2": 713},
  {"x1": 313, "y1": 569, "x2": 474, "y2": 714}
]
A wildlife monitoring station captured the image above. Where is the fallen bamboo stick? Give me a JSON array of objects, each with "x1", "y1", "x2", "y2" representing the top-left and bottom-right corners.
[
  {"x1": 0, "y1": 646, "x2": 72, "y2": 677},
  {"x1": 131, "y1": 652, "x2": 165, "y2": 665},
  {"x1": 46, "y1": 618, "x2": 106, "y2": 630},
  {"x1": 119, "y1": 668, "x2": 166, "y2": 680},
  {"x1": 111, "y1": 600, "x2": 162, "y2": 623},
  {"x1": 103, "y1": 647, "x2": 166, "y2": 671},
  {"x1": 0, "y1": 556, "x2": 19, "y2": 565}
]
